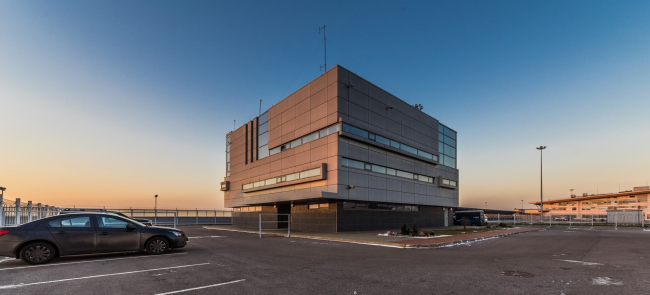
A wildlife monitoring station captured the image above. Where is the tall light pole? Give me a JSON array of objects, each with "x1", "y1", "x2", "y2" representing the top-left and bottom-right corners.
[
  {"x1": 485, "y1": 202, "x2": 487, "y2": 209},
  {"x1": 0, "y1": 187, "x2": 5, "y2": 227},
  {"x1": 521, "y1": 200, "x2": 524, "y2": 212},
  {"x1": 155, "y1": 194, "x2": 158, "y2": 210},
  {"x1": 570, "y1": 188, "x2": 574, "y2": 197},
  {"x1": 536, "y1": 146, "x2": 547, "y2": 218},
  {"x1": 154, "y1": 194, "x2": 158, "y2": 226}
]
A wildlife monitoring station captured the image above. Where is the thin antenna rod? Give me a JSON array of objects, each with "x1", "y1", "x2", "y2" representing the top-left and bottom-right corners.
[
  {"x1": 319, "y1": 25, "x2": 326, "y2": 71},
  {"x1": 259, "y1": 99, "x2": 262, "y2": 116},
  {"x1": 233, "y1": 120, "x2": 236, "y2": 132}
]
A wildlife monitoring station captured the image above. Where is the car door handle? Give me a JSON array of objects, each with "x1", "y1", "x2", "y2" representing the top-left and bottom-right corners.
[
  {"x1": 55, "y1": 231, "x2": 66, "y2": 235},
  {"x1": 99, "y1": 232, "x2": 109, "y2": 235}
]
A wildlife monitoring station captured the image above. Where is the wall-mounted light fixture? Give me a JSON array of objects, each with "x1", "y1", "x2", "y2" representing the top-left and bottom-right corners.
[
  {"x1": 348, "y1": 185, "x2": 355, "y2": 189},
  {"x1": 386, "y1": 106, "x2": 393, "y2": 109}
]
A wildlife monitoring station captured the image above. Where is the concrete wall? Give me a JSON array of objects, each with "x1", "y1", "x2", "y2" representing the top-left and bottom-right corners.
[{"x1": 336, "y1": 202, "x2": 446, "y2": 232}]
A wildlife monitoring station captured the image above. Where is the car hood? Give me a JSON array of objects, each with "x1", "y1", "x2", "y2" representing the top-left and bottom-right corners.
[{"x1": 149, "y1": 226, "x2": 183, "y2": 233}]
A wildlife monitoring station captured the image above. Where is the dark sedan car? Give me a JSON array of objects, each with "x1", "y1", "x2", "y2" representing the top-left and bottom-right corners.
[
  {"x1": 59, "y1": 208, "x2": 154, "y2": 226},
  {"x1": 0, "y1": 212, "x2": 188, "y2": 264}
]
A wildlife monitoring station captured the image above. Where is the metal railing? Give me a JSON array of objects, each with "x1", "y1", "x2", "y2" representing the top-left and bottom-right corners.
[
  {"x1": 486, "y1": 212, "x2": 649, "y2": 228},
  {"x1": 259, "y1": 213, "x2": 290, "y2": 238}
]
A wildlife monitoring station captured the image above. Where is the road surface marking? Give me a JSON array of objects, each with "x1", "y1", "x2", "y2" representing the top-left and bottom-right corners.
[
  {"x1": 0, "y1": 263, "x2": 211, "y2": 289},
  {"x1": 155, "y1": 279, "x2": 246, "y2": 294},
  {"x1": 188, "y1": 236, "x2": 224, "y2": 239},
  {"x1": 0, "y1": 252, "x2": 188, "y2": 271}
]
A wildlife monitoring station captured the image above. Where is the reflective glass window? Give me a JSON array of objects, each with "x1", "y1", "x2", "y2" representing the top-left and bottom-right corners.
[
  {"x1": 444, "y1": 135, "x2": 456, "y2": 147},
  {"x1": 367, "y1": 203, "x2": 379, "y2": 209},
  {"x1": 96, "y1": 216, "x2": 130, "y2": 228},
  {"x1": 265, "y1": 178, "x2": 277, "y2": 186},
  {"x1": 286, "y1": 173, "x2": 299, "y2": 182},
  {"x1": 443, "y1": 127, "x2": 456, "y2": 139},
  {"x1": 390, "y1": 140, "x2": 400, "y2": 149},
  {"x1": 375, "y1": 135, "x2": 390, "y2": 145},
  {"x1": 438, "y1": 142, "x2": 444, "y2": 153},
  {"x1": 258, "y1": 145, "x2": 269, "y2": 159},
  {"x1": 417, "y1": 175, "x2": 429, "y2": 182},
  {"x1": 48, "y1": 219, "x2": 61, "y2": 227},
  {"x1": 368, "y1": 133, "x2": 376, "y2": 140},
  {"x1": 444, "y1": 155, "x2": 456, "y2": 168},
  {"x1": 344, "y1": 159, "x2": 365, "y2": 170},
  {"x1": 343, "y1": 202, "x2": 355, "y2": 209},
  {"x1": 302, "y1": 132, "x2": 319, "y2": 144},
  {"x1": 258, "y1": 132, "x2": 269, "y2": 148},
  {"x1": 258, "y1": 112, "x2": 269, "y2": 124},
  {"x1": 438, "y1": 133, "x2": 444, "y2": 142},
  {"x1": 364, "y1": 163, "x2": 372, "y2": 170},
  {"x1": 386, "y1": 204, "x2": 396, "y2": 210},
  {"x1": 417, "y1": 150, "x2": 433, "y2": 160},
  {"x1": 444, "y1": 144, "x2": 456, "y2": 158},
  {"x1": 342, "y1": 124, "x2": 369, "y2": 138},
  {"x1": 438, "y1": 124, "x2": 443, "y2": 133},
  {"x1": 377, "y1": 204, "x2": 388, "y2": 210},
  {"x1": 258, "y1": 122, "x2": 269, "y2": 135},
  {"x1": 300, "y1": 168, "x2": 320, "y2": 179},
  {"x1": 396, "y1": 170, "x2": 414, "y2": 179},
  {"x1": 269, "y1": 146, "x2": 281, "y2": 156},
  {"x1": 386, "y1": 168, "x2": 396, "y2": 175},
  {"x1": 400, "y1": 144, "x2": 418, "y2": 155},
  {"x1": 290, "y1": 138, "x2": 302, "y2": 148},
  {"x1": 371, "y1": 165, "x2": 387, "y2": 174}
]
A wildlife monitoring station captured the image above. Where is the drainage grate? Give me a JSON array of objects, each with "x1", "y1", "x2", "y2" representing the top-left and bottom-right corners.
[{"x1": 502, "y1": 270, "x2": 534, "y2": 278}]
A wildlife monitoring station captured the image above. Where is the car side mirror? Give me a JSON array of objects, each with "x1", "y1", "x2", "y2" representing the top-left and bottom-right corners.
[{"x1": 126, "y1": 223, "x2": 137, "y2": 230}]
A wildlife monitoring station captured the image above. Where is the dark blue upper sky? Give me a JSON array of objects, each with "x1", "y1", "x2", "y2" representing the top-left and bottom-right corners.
[{"x1": 1, "y1": 0, "x2": 649, "y2": 209}]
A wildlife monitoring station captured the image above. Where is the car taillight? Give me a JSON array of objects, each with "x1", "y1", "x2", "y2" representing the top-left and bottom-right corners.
[{"x1": 0, "y1": 230, "x2": 9, "y2": 237}]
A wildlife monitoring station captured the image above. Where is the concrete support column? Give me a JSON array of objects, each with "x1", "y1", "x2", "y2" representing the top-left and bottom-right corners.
[
  {"x1": 37, "y1": 203, "x2": 42, "y2": 219},
  {"x1": 45, "y1": 205, "x2": 49, "y2": 217}
]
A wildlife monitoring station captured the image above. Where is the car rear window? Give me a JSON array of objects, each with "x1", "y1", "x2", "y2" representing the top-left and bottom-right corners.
[{"x1": 48, "y1": 216, "x2": 91, "y2": 228}]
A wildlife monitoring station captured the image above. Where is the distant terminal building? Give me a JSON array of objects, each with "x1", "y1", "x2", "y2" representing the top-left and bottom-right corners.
[
  {"x1": 530, "y1": 186, "x2": 650, "y2": 221},
  {"x1": 220, "y1": 65, "x2": 459, "y2": 232}
]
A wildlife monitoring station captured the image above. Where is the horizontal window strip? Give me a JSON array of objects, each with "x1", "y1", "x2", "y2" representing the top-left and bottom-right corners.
[
  {"x1": 342, "y1": 158, "x2": 435, "y2": 184},
  {"x1": 441, "y1": 178, "x2": 457, "y2": 187},
  {"x1": 343, "y1": 202, "x2": 419, "y2": 211},
  {"x1": 242, "y1": 167, "x2": 321, "y2": 190},
  {"x1": 342, "y1": 123, "x2": 438, "y2": 162},
  {"x1": 258, "y1": 123, "x2": 341, "y2": 160}
]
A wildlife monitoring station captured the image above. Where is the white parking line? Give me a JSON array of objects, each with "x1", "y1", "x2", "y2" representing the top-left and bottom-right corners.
[
  {"x1": 0, "y1": 252, "x2": 188, "y2": 271},
  {"x1": 0, "y1": 263, "x2": 211, "y2": 290},
  {"x1": 556, "y1": 259, "x2": 603, "y2": 266},
  {"x1": 188, "y1": 236, "x2": 224, "y2": 239},
  {"x1": 155, "y1": 279, "x2": 246, "y2": 295}
]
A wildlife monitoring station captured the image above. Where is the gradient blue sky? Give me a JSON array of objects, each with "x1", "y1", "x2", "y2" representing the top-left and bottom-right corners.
[{"x1": 1, "y1": 0, "x2": 649, "y2": 210}]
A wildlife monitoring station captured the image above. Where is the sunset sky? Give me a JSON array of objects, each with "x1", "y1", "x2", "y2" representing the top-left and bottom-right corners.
[{"x1": 1, "y1": 1, "x2": 649, "y2": 210}]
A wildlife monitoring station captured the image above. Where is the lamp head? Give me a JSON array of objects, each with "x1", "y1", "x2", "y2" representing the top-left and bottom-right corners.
[
  {"x1": 536, "y1": 146, "x2": 547, "y2": 150},
  {"x1": 155, "y1": 194, "x2": 158, "y2": 198},
  {"x1": 0, "y1": 187, "x2": 5, "y2": 192}
]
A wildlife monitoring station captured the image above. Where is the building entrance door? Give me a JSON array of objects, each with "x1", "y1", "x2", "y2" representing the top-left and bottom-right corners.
[
  {"x1": 444, "y1": 209, "x2": 449, "y2": 227},
  {"x1": 277, "y1": 204, "x2": 291, "y2": 229}
]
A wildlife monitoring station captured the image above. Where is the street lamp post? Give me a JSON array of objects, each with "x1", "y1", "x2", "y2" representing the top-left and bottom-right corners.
[
  {"x1": 154, "y1": 194, "x2": 158, "y2": 226},
  {"x1": 536, "y1": 146, "x2": 547, "y2": 220},
  {"x1": 521, "y1": 200, "x2": 524, "y2": 212},
  {"x1": 485, "y1": 202, "x2": 487, "y2": 209}
]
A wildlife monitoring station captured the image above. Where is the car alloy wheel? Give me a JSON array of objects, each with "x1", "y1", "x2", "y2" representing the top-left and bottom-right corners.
[
  {"x1": 147, "y1": 238, "x2": 168, "y2": 254},
  {"x1": 25, "y1": 245, "x2": 51, "y2": 262}
]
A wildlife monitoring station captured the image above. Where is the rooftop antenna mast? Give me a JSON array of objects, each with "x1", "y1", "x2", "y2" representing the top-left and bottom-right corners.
[
  {"x1": 259, "y1": 99, "x2": 262, "y2": 116},
  {"x1": 319, "y1": 25, "x2": 326, "y2": 72}
]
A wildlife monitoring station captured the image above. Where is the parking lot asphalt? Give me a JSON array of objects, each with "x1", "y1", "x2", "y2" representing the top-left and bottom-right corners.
[{"x1": 0, "y1": 226, "x2": 649, "y2": 294}]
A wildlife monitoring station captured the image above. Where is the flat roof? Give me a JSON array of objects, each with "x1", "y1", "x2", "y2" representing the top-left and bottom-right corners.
[{"x1": 531, "y1": 189, "x2": 650, "y2": 205}]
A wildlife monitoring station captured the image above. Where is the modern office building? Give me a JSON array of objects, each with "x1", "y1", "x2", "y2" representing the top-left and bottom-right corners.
[
  {"x1": 531, "y1": 186, "x2": 650, "y2": 221},
  {"x1": 221, "y1": 65, "x2": 459, "y2": 232}
]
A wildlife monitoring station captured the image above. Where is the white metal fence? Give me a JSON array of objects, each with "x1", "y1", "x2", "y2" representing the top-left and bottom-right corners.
[{"x1": 487, "y1": 212, "x2": 649, "y2": 227}]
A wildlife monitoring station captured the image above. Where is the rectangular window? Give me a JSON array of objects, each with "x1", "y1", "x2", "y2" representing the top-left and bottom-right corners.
[
  {"x1": 396, "y1": 170, "x2": 414, "y2": 179},
  {"x1": 417, "y1": 150, "x2": 434, "y2": 160},
  {"x1": 386, "y1": 168, "x2": 396, "y2": 175},
  {"x1": 290, "y1": 138, "x2": 302, "y2": 148},
  {"x1": 258, "y1": 145, "x2": 269, "y2": 159},
  {"x1": 269, "y1": 146, "x2": 282, "y2": 156},
  {"x1": 400, "y1": 144, "x2": 418, "y2": 155},
  {"x1": 443, "y1": 126, "x2": 456, "y2": 139},
  {"x1": 265, "y1": 178, "x2": 277, "y2": 186},
  {"x1": 342, "y1": 123, "x2": 369, "y2": 138},
  {"x1": 343, "y1": 202, "x2": 355, "y2": 209},
  {"x1": 368, "y1": 133, "x2": 376, "y2": 140},
  {"x1": 299, "y1": 168, "x2": 320, "y2": 179},
  {"x1": 320, "y1": 124, "x2": 341, "y2": 137},
  {"x1": 258, "y1": 132, "x2": 269, "y2": 147},
  {"x1": 417, "y1": 175, "x2": 429, "y2": 182},
  {"x1": 258, "y1": 112, "x2": 269, "y2": 124},
  {"x1": 444, "y1": 144, "x2": 456, "y2": 158},
  {"x1": 390, "y1": 140, "x2": 400, "y2": 149},
  {"x1": 443, "y1": 155, "x2": 456, "y2": 168},
  {"x1": 364, "y1": 163, "x2": 372, "y2": 170},
  {"x1": 302, "y1": 132, "x2": 319, "y2": 144},
  {"x1": 258, "y1": 122, "x2": 268, "y2": 135},
  {"x1": 285, "y1": 173, "x2": 300, "y2": 182},
  {"x1": 343, "y1": 158, "x2": 365, "y2": 170},
  {"x1": 371, "y1": 165, "x2": 387, "y2": 174},
  {"x1": 375, "y1": 135, "x2": 390, "y2": 146},
  {"x1": 444, "y1": 136, "x2": 456, "y2": 148}
]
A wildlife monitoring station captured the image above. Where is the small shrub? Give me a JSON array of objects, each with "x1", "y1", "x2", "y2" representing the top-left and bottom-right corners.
[
  {"x1": 411, "y1": 224, "x2": 419, "y2": 236},
  {"x1": 400, "y1": 224, "x2": 410, "y2": 236},
  {"x1": 498, "y1": 223, "x2": 508, "y2": 228}
]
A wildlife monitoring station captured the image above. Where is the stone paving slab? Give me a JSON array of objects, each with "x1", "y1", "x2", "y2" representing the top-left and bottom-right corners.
[{"x1": 388, "y1": 227, "x2": 541, "y2": 248}]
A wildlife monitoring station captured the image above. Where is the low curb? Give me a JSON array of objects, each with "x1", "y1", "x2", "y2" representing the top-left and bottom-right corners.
[
  {"x1": 203, "y1": 226, "x2": 543, "y2": 249},
  {"x1": 396, "y1": 228, "x2": 543, "y2": 248}
]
